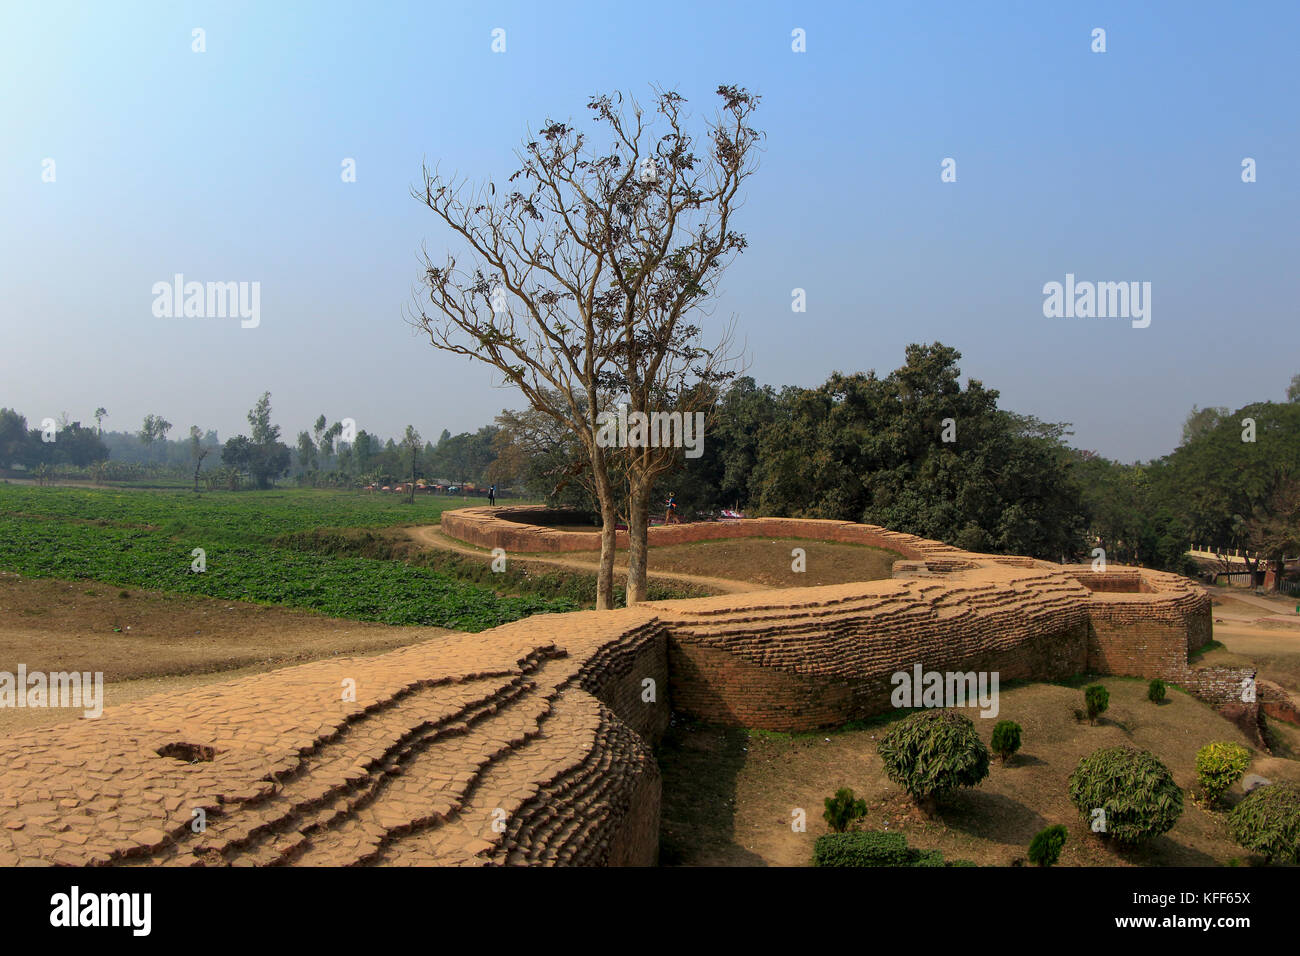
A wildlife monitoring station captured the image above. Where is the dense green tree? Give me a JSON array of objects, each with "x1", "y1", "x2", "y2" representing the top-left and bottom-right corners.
[
  {"x1": 0, "y1": 409, "x2": 29, "y2": 469},
  {"x1": 748, "y1": 344, "x2": 1088, "y2": 559},
  {"x1": 221, "y1": 394, "x2": 290, "y2": 489}
]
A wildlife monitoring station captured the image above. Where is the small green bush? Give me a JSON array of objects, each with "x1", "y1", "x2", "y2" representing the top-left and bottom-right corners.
[
  {"x1": 1195, "y1": 742, "x2": 1251, "y2": 805},
  {"x1": 1068, "y1": 746, "x2": 1183, "y2": 844},
  {"x1": 823, "y1": 787, "x2": 868, "y2": 833},
  {"x1": 1084, "y1": 684, "x2": 1109, "y2": 724},
  {"x1": 812, "y1": 831, "x2": 974, "y2": 867},
  {"x1": 1147, "y1": 679, "x2": 1167, "y2": 704},
  {"x1": 910, "y1": 849, "x2": 948, "y2": 867},
  {"x1": 990, "y1": 720, "x2": 1022, "y2": 763},
  {"x1": 1228, "y1": 783, "x2": 1300, "y2": 863},
  {"x1": 813, "y1": 831, "x2": 910, "y2": 867},
  {"x1": 877, "y1": 709, "x2": 990, "y2": 808},
  {"x1": 1027, "y1": 824, "x2": 1068, "y2": 866}
]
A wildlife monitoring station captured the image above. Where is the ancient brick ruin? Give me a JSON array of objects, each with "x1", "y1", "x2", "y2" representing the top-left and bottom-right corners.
[{"x1": 0, "y1": 507, "x2": 1260, "y2": 867}]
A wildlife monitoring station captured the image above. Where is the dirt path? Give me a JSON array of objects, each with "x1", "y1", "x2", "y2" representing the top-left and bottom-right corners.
[
  {"x1": 1208, "y1": 586, "x2": 1300, "y2": 621},
  {"x1": 406, "y1": 524, "x2": 770, "y2": 595}
]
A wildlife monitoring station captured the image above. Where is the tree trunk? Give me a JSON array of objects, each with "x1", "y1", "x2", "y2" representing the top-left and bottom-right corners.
[
  {"x1": 591, "y1": 451, "x2": 617, "y2": 611},
  {"x1": 626, "y1": 479, "x2": 650, "y2": 605}
]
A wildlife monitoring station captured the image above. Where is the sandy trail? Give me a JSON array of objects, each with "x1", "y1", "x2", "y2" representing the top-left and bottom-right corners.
[{"x1": 406, "y1": 523, "x2": 768, "y2": 595}]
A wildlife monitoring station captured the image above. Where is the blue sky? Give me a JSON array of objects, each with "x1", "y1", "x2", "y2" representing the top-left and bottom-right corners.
[{"x1": 2, "y1": 0, "x2": 1296, "y2": 461}]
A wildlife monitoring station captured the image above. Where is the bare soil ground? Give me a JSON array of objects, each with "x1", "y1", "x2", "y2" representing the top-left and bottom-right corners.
[
  {"x1": 539, "y1": 536, "x2": 900, "y2": 589},
  {"x1": 659, "y1": 678, "x2": 1300, "y2": 867},
  {"x1": 1200, "y1": 590, "x2": 1300, "y2": 694},
  {"x1": 0, "y1": 572, "x2": 445, "y2": 735}
]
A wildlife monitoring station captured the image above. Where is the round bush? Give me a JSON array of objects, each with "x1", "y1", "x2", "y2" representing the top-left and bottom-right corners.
[
  {"x1": 1027, "y1": 824, "x2": 1068, "y2": 867},
  {"x1": 1195, "y1": 742, "x2": 1251, "y2": 805},
  {"x1": 1084, "y1": 684, "x2": 1109, "y2": 724},
  {"x1": 1147, "y1": 679, "x2": 1167, "y2": 704},
  {"x1": 990, "y1": 720, "x2": 1022, "y2": 763},
  {"x1": 877, "y1": 709, "x2": 990, "y2": 807},
  {"x1": 823, "y1": 787, "x2": 867, "y2": 833},
  {"x1": 1067, "y1": 746, "x2": 1183, "y2": 844},
  {"x1": 1228, "y1": 783, "x2": 1300, "y2": 863}
]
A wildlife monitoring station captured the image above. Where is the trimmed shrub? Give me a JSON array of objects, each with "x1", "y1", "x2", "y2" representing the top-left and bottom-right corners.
[
  {"x1": 1147, "y1": 679, "x2": 1167, "y2": 704},
  {"x1": 990, "y1": 720, "x2": 1022, "y2": 763},
  {"x1": 1195, "y1": 742, "x2": 1251, "y2": 806},
  {"x1": 823, "y1": 787, "x2": 867, "y2": 833},
  {"x1": 1027, "y1": 824, "x2": 1068, "y2": 867},
  {"x1": 812, "y1": 831, "x2": 975, "y2": 867},
  {"x1": 813, "y1": 831, "x2": 910, "y2": 867},
  {"x1": 1228, "y1": 783, "x2": 1300, "y2": 863},
  {"x1": 910, "y1": 849, "x2": 948, "y2": 867},
  {"x1": 877, "y1": 709, "x2": 990, "y2": 808},
  {"x1": 1084, "y1": 684, "x2": 1109, "y2": 724},
  {"x1": 1068, "y1": 746, "x2": 1183, "y2": 844}
]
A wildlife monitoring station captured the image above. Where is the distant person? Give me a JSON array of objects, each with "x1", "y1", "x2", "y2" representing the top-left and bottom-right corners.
[
  {"x1": 488, "y1": 484, "x2": 496, "y2": 506},
  {"x1": 665, "y1": 491, "x2": 678, "y2": 524}
]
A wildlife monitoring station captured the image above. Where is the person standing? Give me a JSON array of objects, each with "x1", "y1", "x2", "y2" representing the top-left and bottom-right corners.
[{"x1": 488, "y1": 484, "x2": 496, "y2": 506}]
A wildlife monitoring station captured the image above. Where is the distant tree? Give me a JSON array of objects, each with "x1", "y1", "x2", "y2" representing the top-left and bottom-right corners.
[
  {"x1": 1181, "y1": 405, "x2": 1230, "y2": 446},
  {"x1": 139, "y1": 414, "x2": 172, "y2": 461},
  {"x1": 93, "y1": 407, "x2": 107, "y2": 435},
  {"x1": 247, "y1": 392, "x2": 279, "y2": 445},
  {"x1": 403, "y1": 425, "x2": 421, "y2": 502},
  {"x1": 221, "y1": 394, "x2": 290, "y2": 489},
  {"x1": 0, "y1": 409, "x2": 29, "y2": 469},
  {"x1": 1288, "y1": 374, "x2": 1300, "y2": 404},
  {"x1": 320, "y1": 421, "x2": 343, "y2": 458},
  {"x1": 353, "y1": 429, "x2": 375, "y2": 473},
  {"x1": 296, "y1": 431, "x2": 317, "y2": 473},
  {"x1": 53, "y1": 422, "x2": 108, "y2": 466},
  {"x1": 1246, "y1": 476, "x2": 1300, "y2": 591},
  {"x1": 189, "y1": 425, "x2": 211, "y2": 492},
  {"x1": 750, "y1": 344, "x2": 1088, "y2": 561},
  {"x1": 491, "y1": 395, "x2": 597, "y2": 508},
  {"x1": 1158, "y1": 400, "x2": 1300, "y2": 576}
]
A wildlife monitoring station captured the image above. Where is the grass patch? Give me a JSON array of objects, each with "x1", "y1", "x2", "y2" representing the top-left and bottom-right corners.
[{"x1": 0, "y1": 485, "x2": 575, "y2": 630}]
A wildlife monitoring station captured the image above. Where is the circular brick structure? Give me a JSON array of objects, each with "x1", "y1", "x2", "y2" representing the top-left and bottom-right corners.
[{"x1": 0, "y1": 508, "x2": 1242, "y2": 867}]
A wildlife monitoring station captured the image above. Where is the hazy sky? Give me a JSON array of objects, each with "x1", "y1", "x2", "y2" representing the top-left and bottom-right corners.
[{"x1": 3, "y1": 0, "x2": 1297, "y2": 462}]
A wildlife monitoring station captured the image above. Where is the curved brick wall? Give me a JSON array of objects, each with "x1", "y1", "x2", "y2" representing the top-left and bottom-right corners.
[
  {"x1": 441, "y1": 505, "x2": 942, "y2": 558},
  {"x1": 0, "y1": 509, "x2": 1241, "y2": 866}
]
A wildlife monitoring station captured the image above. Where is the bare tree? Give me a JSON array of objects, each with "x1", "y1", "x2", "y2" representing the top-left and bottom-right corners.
[{"x1": 410, "y1": 85, "x2": 761, "y2": 609}]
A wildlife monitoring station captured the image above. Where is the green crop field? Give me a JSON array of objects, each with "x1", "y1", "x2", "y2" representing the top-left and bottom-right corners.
[{"x1": 0, "y1": 484, "x2": 574, "y2": 630}]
